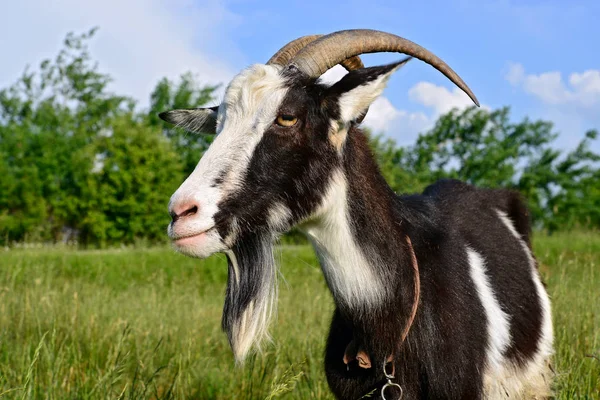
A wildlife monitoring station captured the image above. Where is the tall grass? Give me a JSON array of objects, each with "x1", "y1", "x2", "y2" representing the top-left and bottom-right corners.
[{"x1": 0, "y1": 233, "x2": 598, "y2": 399}]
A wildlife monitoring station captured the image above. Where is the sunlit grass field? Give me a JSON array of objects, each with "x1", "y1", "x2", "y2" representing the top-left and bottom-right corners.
[{"x1": 0, "y1": 233, "x2": 598, "y2": 399}]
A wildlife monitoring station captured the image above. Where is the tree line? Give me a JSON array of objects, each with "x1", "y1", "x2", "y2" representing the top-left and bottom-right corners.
[{"x1": 1, "y1": 30, "x2": 598, "y2": 247}]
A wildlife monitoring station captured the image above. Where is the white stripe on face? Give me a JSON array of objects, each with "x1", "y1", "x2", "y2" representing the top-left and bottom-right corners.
[{"x1": 169, "y1": 64, "x2": 288, "y2": 257}]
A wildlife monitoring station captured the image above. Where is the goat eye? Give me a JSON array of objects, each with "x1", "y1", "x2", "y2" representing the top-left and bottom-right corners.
[{"x1": 276, "y1": 114, "x2": 298, "y2": 127}]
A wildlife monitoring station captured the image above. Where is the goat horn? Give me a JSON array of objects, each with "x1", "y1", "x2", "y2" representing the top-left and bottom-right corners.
[
  {"x1": 289, "y1": 29, "x2": 479, "y2": 106},
  {"x1": 267, "y1": 35, "x2": 364, "y2": 72}
]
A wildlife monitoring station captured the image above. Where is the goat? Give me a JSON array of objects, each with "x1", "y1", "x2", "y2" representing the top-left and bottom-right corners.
[{"x1": 160, "y1": 29, "x2": 554, "y2": 399}]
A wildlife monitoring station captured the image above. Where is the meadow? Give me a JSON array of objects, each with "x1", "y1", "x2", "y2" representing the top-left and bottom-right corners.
[{"x1": 0, "y1": 233, "x2": 598, "y2": 399}]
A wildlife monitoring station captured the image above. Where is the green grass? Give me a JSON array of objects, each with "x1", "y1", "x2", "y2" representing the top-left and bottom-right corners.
[{"x1": 0, "y1": 233, "x2": 598, "y2": 399}]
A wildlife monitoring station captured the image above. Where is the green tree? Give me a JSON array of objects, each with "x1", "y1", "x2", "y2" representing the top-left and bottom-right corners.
[
  {"x1": 370, "y1": 107, "x2": 600, "y2": 230},
  {"x1": 369, "y1": 133, "x2": 427, "y2": 195},
  {"x1": 73, "y1": 115, "x2": 183, "y2": 245},
  {"x1": 0, "y1": 28, "x2": 129, "y2": 243},
  {"x1": 0, "y1": 29, "x2": 189, "y2": 246},
  {"x1": 520, "y1": 129, "x2": 600, "y2": 231}
]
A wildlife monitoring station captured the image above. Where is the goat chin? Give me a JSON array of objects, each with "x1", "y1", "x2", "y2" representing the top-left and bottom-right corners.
[{"x1": 171, "y1": 228, "x2": 227, "y2": 259}]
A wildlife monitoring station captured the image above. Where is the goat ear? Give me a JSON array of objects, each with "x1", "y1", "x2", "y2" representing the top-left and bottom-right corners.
[
  {"x1": 325, "y1": 58, "x2": 411, "y2": 124},
  {"x1": 158, "y1": 105, "x2": 219, "y2": 134}
]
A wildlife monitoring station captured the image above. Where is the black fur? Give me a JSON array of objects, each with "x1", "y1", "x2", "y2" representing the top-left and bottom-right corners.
[{"x1": 421, "y1": 180, "x2": 543, "y2": 365}]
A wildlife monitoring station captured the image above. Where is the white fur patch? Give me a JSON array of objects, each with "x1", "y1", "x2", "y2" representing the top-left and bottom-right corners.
[
  {"x1": 267, "y1": 202, "x2": 292, "y2": 232},
  {"x1": 466, "y1": 247, "x2": 512, "y2": 373},
  {"x1": 483, "y1": 360, "x2": 553, "y2": 399},
  {"x1": 328, "y1": 120, "x2": 348, "y2": 153},
  {"x1": 301, "y1": 170, "x2": 387, "y2": 309}
]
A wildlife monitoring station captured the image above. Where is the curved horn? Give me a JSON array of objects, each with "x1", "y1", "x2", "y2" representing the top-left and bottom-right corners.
[
  {"x1": 289, "y1": 29, "x2": 479, "y2": 106},
  {"x1": 267, "y1": 35, "x2": 364, "y2": 72}
]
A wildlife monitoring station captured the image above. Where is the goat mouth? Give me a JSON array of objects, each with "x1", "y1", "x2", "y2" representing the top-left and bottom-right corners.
[{"x1": 171, "y1": 227, "x2": 215, "y2": 245}]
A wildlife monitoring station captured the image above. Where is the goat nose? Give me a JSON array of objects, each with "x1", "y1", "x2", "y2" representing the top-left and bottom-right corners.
[{"x1": 170, "y1": 202, "x2": 199, "y2": 222}]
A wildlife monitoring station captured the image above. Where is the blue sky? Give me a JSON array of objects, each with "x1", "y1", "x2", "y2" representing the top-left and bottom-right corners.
[{"x1": 2, "y1": 0, "x2": 598, "y2": 150}]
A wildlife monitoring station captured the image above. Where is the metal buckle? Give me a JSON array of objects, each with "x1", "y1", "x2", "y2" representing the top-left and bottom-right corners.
[{"x1": 381, "y1": 361, "x2": 403, "y2": 400}]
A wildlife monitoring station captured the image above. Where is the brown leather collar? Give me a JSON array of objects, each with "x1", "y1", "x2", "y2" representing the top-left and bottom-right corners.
[{"x1": 401, "y1": 234, "x2": 421, "y2": 344}]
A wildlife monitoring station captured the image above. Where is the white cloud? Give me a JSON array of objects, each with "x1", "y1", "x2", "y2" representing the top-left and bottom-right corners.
[
  {"x1": 365, "y1": 82, "x2": 481, "y2": 144},
  {"x1": 523, "y1": 72, "x2": 569, "y2": 105},
  {"x1": 363, "y1": 97, "x2": 431, "y2": 144},
  {"x1": 408, "y1": 82, "x2": 477, "y2": 115},
  {"x1": 506, "y1": 62, "x2": 600, "y2": 109},
  {"x1": 0, "y1": 0, "x2": 239, "y2": 106},
  {"x1": 505, "y1": 62, "x2": 525, "y2": 86},
  {"x1": 569, "y1": 70, "x2": 600, "y2": 107},
  {"x1": 363, "y1": 97, "x2": 402, "y2": 133},
  {"x1": 506, "y1": 62, "x2": 600, "y2": 152}
]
